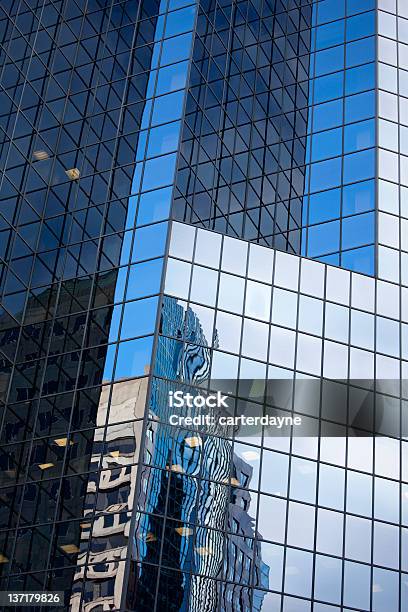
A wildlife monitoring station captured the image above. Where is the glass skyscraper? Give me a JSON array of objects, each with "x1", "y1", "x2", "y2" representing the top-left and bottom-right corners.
[{"x1": 0, "y1": 0, "x2": 407, "y2": 611}]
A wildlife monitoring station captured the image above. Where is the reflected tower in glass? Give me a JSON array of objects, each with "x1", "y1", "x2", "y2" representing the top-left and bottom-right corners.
[{"x1": 1, "y1": 1, "x2": 408, "y2": 611}]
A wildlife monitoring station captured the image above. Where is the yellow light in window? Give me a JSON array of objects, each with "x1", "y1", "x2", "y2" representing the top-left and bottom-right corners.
[
  {"x1": 145, "y1": 532, "x2": 157, "y2": 543},
  {"x1": 168, "y1": 464, "x2": 184, "y2": 474},
  {"x1": 185, "y1": 436, "x2": 202, "y2": 448},
  {"x1": 175, "y1": 527, "x2": 193, "y2": 537},
  {"x1": 33, "y1": 150, "x2": 49, "y2": 161},
  {"x1": 60, "y1": 544, "x2": 80, "y2": 554},
  {"x1": 109, "y1": 450, "x2": 120, "y2": 457},
  {"x1": 195, "y1": 546, "x2": 213, "y2": 557},
  {"x1": 80, "y1": 523, "x2": 91, "y2": 529},
  {"x1": 241, "y1": 451, "x2": 259, "y2": 462},
  {"x1": 65, "y1": 168, "x2": 80, "y2": 180},
  {"x1": 0, "y1": 554, "x2": 8, "y2": 563},
  {"x1": 222, "y1": 477, "x2": 240, "y2": 486},
  {"x1": 54, "y1": 438, "x2": 73, "y2": 447},
  {"x1": 38, "y1": 463, "x2": 54, "y2": 470}
]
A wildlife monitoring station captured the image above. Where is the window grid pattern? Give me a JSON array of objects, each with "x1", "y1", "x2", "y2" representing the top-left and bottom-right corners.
[
  {"x1": 172, "y1": 0, "x2": 313, "y2": 254},
  {"x1": 0, "y1": 0, "x2": 196, "y2": 609},
  {"x1": 302, "y1": 0, "x2": 377, "y2": 275},
  {"x1": 132, "y1": 220, "x2": 408, "y2": 611}
]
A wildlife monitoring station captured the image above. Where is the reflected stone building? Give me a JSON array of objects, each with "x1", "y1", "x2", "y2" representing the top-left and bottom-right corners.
[{"x1": 1, "y1": 0, "x2": 408, "y2": 611}]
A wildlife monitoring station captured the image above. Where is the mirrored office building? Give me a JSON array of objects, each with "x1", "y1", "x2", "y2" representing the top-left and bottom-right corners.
[{"x1": 0, "y1": 0, "x2": 407, "y2": 611}]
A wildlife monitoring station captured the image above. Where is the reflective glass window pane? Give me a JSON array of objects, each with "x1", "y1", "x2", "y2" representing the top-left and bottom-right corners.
[
  {"x1": 290, "y1": 457, "x2": 316, "y2": 503},
  {"x1": 258, "y1": 495, "x2": 286, "y2": 543},
  {"x1": 343, "y1": 561, "x2": 371, "y2": 610},
  {"x1": 269, "y1": 326, "x2": 296, "y2": 369},
  {"x1": 373, "y1": 522, "x2": 399, "y2": 569},
  {"x1": 242, "y1": 319, "x2": 269, "y2": 361},
  {"x1": 164, "y1": 258, "x2": 191, "y2": 298},
  {"x1": 345, "y1": 515, "x2": 372, "y2": 562},
  {"x1": 300, "y1": 258, "x2": 325, "y2": 298},
  {"x1": 190, "y1": 265, "x2": 218, "y2": 306},
  {"x1": 346, "y1": 470, "x2": 372, "y2": 516},
  {"x1": 137, "y1": 186, "x2": 172, "y2": 226},
  {"x1": 326, "y1": 266, "x2": 350, "y2": 304},
  {"x1": 114, "y1": 336, "x2": 154, "y2": 380},
  {"x1": 169, "y1": 222, "x2": 195, "y2": 259},
  {"x1": 274, "y1": 251, "x2": 299, "y2": 290},
  {"x1": 372, "y1": 568, "x2": 399, "y2": 612},
  {"x1": 221, "y1": 236, "x2": 248, "y2": 275},
  {"x1": 272, "y1": 288, "x2": 298, "y2": 328},
  {"x1": 218, "y1": 273, "x2": 245, "y2": 314},
  {"x1": 296, "y1": 333, "x2": 322, "y2": 376},
  {"x1": 121, "y1": 297, "x2": 158, "y2": 339},
  {"x1": 351, "y1": 310, "x2": 374, "y2": 350},
  {"x1": 325, "y1": 303, "x2": 349, "y2": 342},
  {"x1": 215, "y1": 311, "x2": 241, "y2": 353},
  {"x1": 287, "y1": 502, "x2": 315, "y2": 549},
  {"x1": 298, "y1": 295, "x2": 323, "y2": 335},
  {"x1": 261, "y1": 450, "x2": 289, "y2": 496},
  {"x1": 126, "y1": 259, "x2": 163, "y2": 300},
  {"x1": 317, "y1": 508, "x2": 343, "y2": 556},
  {"x1": 248, "y1": 244, "x2": 274, "y2": 283},
  {"x1": 374, "y1": 477, "x2": 399, "y2": 523},
  {"x1": 284, "y1": 548, "x2": 313, "y2": 598},
  {"x1": 318, "y1": 464, "x2": 345, "y2": 511},
  {"x1": 314, "y1": 555, "x2": 342, "y2": 605},
  {"x1": 132, "y1": 222, "x2": 168, "y2": 262},
  {"x1": 245, "y1": 280, "x2": 271, "y2": 322},
  {"x1": 195, "y1": 230, "x2": 222, "y2": 268}
]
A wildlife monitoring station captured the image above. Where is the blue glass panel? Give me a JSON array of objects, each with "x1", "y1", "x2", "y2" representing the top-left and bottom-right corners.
[
  {"x1": 347, "y1": 0, "x2": 375, "y2": 16},
  {"x1": 156, "y1": 61, "x2": 189, "y2": 95},
  {"x1": 137, "y1": 186, "x2": 172, "y2": 225},
  {"x1": 343, "y1": 561, "x2": 371, "y2": 609},
  {"x1": 344, "y1": 119, "x2": 375, "y2": 153},
  {"x1": 121, "y1": 297, "x2": 159, "y2": 339},
  {"x1": 341, "y1": 245, "x2": 375, "y2": 275},
  {"x1": 315, "y1": 20, "x2": 344, "y2": 50},
  {"x1": 309, "y1": 188, "x2": 341, "y2": 223},
  {"x1": 108, "y1": 305, "x2": 121, "y2": 343},
  {"x1": 345, "y1": 91, "x2": 375, "y2": 122},
  {"x1": 132, "y1": 222, "x2": 168, "y2": 262},
  {"x1": 313, "y1": 72, "x2": 344, "y2": 104},
  {"x1": 314, "y1": 46, "x2": 344, "y2": 77},
  {"x1": 343, "y1": 180, "x2": 374, "y2": 215},
  {"x1": 114, "y1": 336, "x2": 154, "y2": 380},
  {"x1": 308, "y1": 220, "x2": 340, "y2": 256},
  {"x1": 343, "y1": 149, "x2": 375, "y2": 183},
  {"x1": 345, "y1": 62, "x2": 375, "y2": 94},
  {"x1": 346, "y1": 36, "x2": 375, "y2": 68},
  {"x1": 126, "y1": 258, "x2": 164, "y2": 300},
  {"x1": 102, "y1": 344, "x2": 116, "y2": 383},
  {"x1": 372, "y1": 568, "x2": 399, "y2": 612},
  {"x1": 147, "y1": 121, "x2": 181, "y2": 157},
  {"x1": 310, "y1": 157, "x2": 342, "y2": 191},
  {"x1": 151, "y1": 91, "x2": 184, "y2": 125},
  {"x1": 314, "y1": 556, "x2": 342, "y2": 604},
  {"x1": 142, "y1": 153, "x2": 177, "y2": 189},
  {"x1": 342, "y1": 212, "x2": 374, "y2": 249},
  {"x1": 346, "y1": 11, "x2": 375, "y2": 40},
  {"x1": 313, "y1": 99, "x2": 343, "y2": 131},
  {"x1": 311, "y1": 128, "x2": 342, "y2": 161},
  {"x1": 165, "y1": 6, "x2": 196, "y2": 36},
  {"x1": 317, "y1": 0, "x2": 345, "y2": 24},
  {"x1": 160, "y1": 32, "x2": 193, "y2": 65}
]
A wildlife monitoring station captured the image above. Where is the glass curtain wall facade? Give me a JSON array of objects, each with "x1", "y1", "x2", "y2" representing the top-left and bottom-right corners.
[{"x1": 0, "y1": 0, "x2": 408, "y2": 611}]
